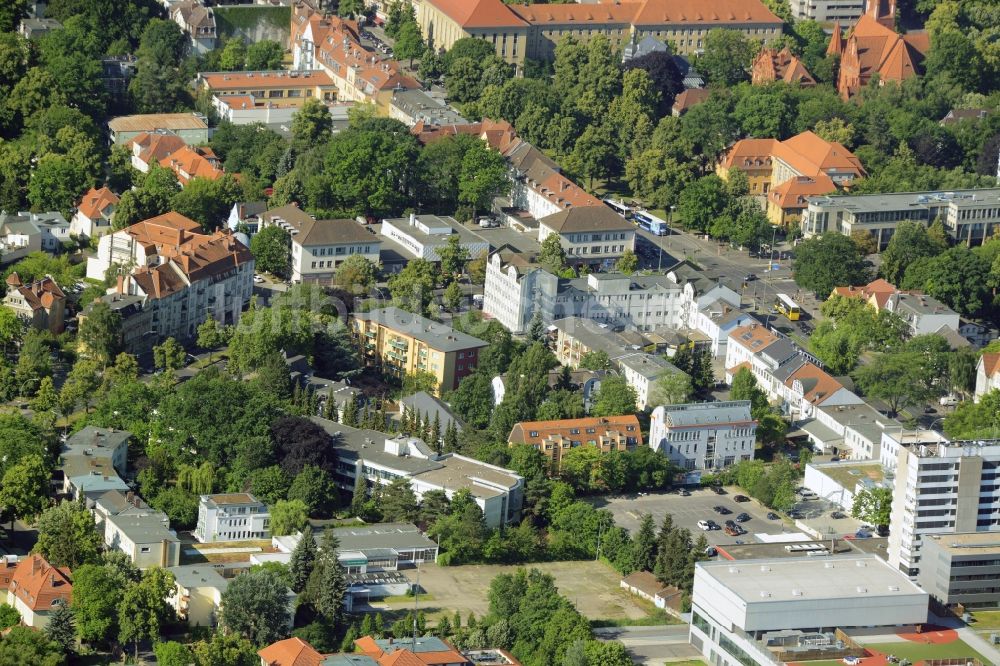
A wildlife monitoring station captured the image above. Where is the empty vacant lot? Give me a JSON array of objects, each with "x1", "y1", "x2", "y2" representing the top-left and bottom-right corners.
[{"x1": 381, "y1": 560, "x2": 649, "y2": 622}]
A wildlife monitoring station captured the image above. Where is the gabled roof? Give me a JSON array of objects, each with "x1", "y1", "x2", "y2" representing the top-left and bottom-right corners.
[
  {"x1": 259, "y1": 637, "x2": 326, "y2": 666},
  {"x1": 509, "y1": 415, "x2": 643, "y2": 446},
  {"x1": 540, "y1": 206, "x2": 633, "y2": 233},
  {"x1": 671, "y1": 88, "x2": 710, "y2": 114},
  {"x1": 424, "y1": 0, "x2": 525, "y2": 28},
  {"x1": 729, "y1": 323, "x2": 780, "y2": 354},
  {"x1": 77, "y1": 187, "x2": 120, "y2": 220},
  {"x1": 127, "y1": 131, "x2": 187, "y2": 166},
  {"x1": 771, "y1": 131, "x2": 865, "y2": 179},
  {"x1": 786, "y1": 362, "x2": 844, "y2": 405},
  {"x1": 719, "y1": 138, "x2": 777, "y2": 170},
  {"x1": 160, "y1": 145, "x2": 225, "y2": 184},
  {"x1": 9, "y1": 554, "x2": 72, "y2": 611},
  {"x1": 510, "y1": 2, "x2": 639, "y2": 25},
  {"x1": 980, "y1": 353, "x2": 1000, "y2": 379},
  {"x1": 631, "y1": 0, "x2": 781, "y2": 26},
  {"x1": 3, "y1": 273, "x2": 65, "y2": 312},
  {"x1": 768, "y1": 174, "x2": 836, "y2": 210},
  {"x1": 752, "y1": 47, "x2": 815, "y2": 87}
]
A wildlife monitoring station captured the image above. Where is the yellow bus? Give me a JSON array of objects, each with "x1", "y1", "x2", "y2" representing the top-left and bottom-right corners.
[{"x1": 774, "y1": 293, "x2": 801, "y2": 321}]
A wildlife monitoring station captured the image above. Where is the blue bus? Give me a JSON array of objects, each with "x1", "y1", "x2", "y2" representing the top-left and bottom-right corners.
[{"x1": 633, "y1": 210, "x2": 668, "y2": 236}]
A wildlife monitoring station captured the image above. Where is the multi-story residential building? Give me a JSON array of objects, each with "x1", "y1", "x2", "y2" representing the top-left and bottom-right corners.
[
  {"x1": 789, "y1": 0, "x2": 865, "y2": 23},
  {"x1": 725, "y1": 323, "x2": 861, "y2": 420},
  {"x1": 18, "y1": 17, "x2": 61, "y2": 39},
  {"x1": 351, "y1": 307, "x2": 488, "y2": 394},
  {"x1": 194, "y1": 493, "x2": 271, "y2": 543},
  {"x1": 918, "y1": 533, "x2": 1000, "y2": 610},
  {"x1": 649, "y1": 401, "x2": 756, "y2": 471},
  {"x1": 508, "y1": 415, "x2": 642, "y2": 473},
  {"x1": 108, "y1": 112, "x2": 209, "y2": 145},
  {"x1": 310, "y1": 417, "x2": 524, "y2": 527},
  {"x1": 975, "y1": 353, "x2": 1000, "y2": 403},
  {"x1": 168, "y1": 565, "x2": 229, "y2": 627},
  {"x1": 170, "y1": 0, "x2": 217, "y2": 54},
  {"x1": 227, "y1": 201, "x2": 268, "y2": 235},
  {"x1": 689, "y1": 555, "x2": 928, "y2": 666},
  {"x1": 809, "y1": 402, "x2": 902, "y2": 459},
  {"x1": 85, "y1": 293, "x2": 154, "y2": 356},
  {"x1": 802, "y1": 188, "x2": 1000, "y2": 250},
  {"x1": 70, "y1": 186, "x2": 119, "y2": 239},
  {"x1": 0, "y1": 214, "x2": 42, "y2": 265},
  {"x1": 6, "y1": 554, "x2": 73, "y2": 630},
  {"x1": 290, "y1": 6, "x2": 420, "y2": 115},
  {"x1": 552, "y1": 317, "x2": 643, "y2": 368},
  {"x1": 259, "y1": 204, "x2": 381, "y2": 283},
  {"x1": 196, "y1": 70, "x2": 338, "y2": 107},
  {"x1": 888, "y1": 437, "x2": 1000, "y2": 577},
  {"x1": 483, "y1": 249, "x2": 560, "y2": 334},
  {"x1": 618, "y1": 352, "x2": 686, "y2": 410},
  {"x1": 412, "y1": 0, "x2": 781, "y2": 68},
  {"x1": 538, "y1": 206, "x2": 636, "y2": 270},
  {"x1": 505, "y1": 138, "x2": 601, "y2": 221},
  {"x1": 126, "y1": 131, "x2": 188, "y2": 173},
  {"x1": 380, "y1": 214, "x2": 488, "y2": 263},
  {"x1": 94, "y1": 490, "x2": 181, "y2": 569},
  {"x1": 59, "y1": 426, "x2": 131, "y2": 500},
  {"x1": 827, "y1": 0, "x2": 928, "y2": 101},
  {"x1": 84, "y1": 212, "x2": 254, "y2": 349},
  {"x1": 389, "y1": 89, "x2": 468, "y2": 127},
  {"x1": 751, "y1": 47, "x2": 815, "y2": 87},
  {"x1": 717, "y1": 130, "x2": 865, "y2": 197},
  {"x1": 2, "y1": 273, "x2": 66, "y2": 334},
  {"x1": 884, "y1": 292, "x2": 960, "y2": 337},
  {"x1": 105, "y1": 512, "x2": 182, "y2": 569}
]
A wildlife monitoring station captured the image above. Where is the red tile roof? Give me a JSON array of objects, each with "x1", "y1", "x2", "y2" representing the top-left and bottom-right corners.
[
  {"x1": 768, "y1": 174, "x2": 836, "y2": 210},
  {"x1": 509, "y1": 415, "x2": 643, "y2": 446},
  {"x1": 127, "y1": 132, "x2": 187, "y2": 168},
  {"x1": 77, "y1": 187, "x2": 120, "y2": 221},
  {"x1": 4, "y1": 273, "x2": 65, "y2": 312},
  {"x1": 258, "y1": 637, "x2": 325, "y2": 666},
  {"x1": 770, "y1": 131, "x2": 865, "y2": 180},
  {"x1": 981, "y1": 353, "x2": 1000, "y2": 379},
  {"x1": 671, "y1": 88, "x2": 710, "y2": 115},
  {"x1": 831, "y1": 12, "x2": 928, "y2": 99},
  {"x1": 425, "y1": 0, "x2": 526, "y2": 28},
  {"x1": 631, "y1": 0, "x2": 781, "y2": 26},
  {"x1": 719, "y1": 138, "x2": 777, "y2": 170},
  {"x1": 785, "y1": 362, "x2": 844, "y2": 405},
  {"x1": 510, "y1": 3, "x2": 639, "y2": 24},
  {"x1": 8, "y1": 554, "x2": 71, "y2": 612},
  {"x1": 752, "y1": 47, "x2": 815, "y2": 87},
  {"x1": 160, "y1": 146, "x2": 225, "y2": 185},
  {"x1": 200, "y1": 70, "x2": 334, "y2": 91}
]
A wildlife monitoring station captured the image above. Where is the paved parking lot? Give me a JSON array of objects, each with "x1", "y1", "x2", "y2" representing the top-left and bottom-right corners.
[
  {"x1": 592, "y1": 487, "x2": 799, "y2": 546},
  {"x1": 791, "y1": 496, "x2": 866, "y2": 538}
]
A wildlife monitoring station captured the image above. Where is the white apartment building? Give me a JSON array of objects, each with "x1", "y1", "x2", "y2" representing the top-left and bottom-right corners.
[
  {"x1": 194, "y1": 493, "x2": 271, "y2": 543},
  {"x1": 884, "y1": 292, "x2": 960, "y2": 337},
  {"x1": 690, "y1": 556, "x2": 928, "y2": 666},
  {"x1": 168, "y1": 564, "x2": 229, "y2": 627},
  {"x1": 888, "y1": 437, "x2": 1000, "y2": 577},
  {"x1": 808, "y1": 402, "x2": 902, "y2": 459},
  {"x1": 538, "y1": 206, "x2": 636, "y2": 269},
  {"x1": 259, "y1": 204, "x2": 381, "y2": 283},
  {"x1": 618, "y1": 352, "x2": 685, "y2": 410},
  {"x1": 802, "y1": 188, "x2": 1000, "y2": 250},
  {"x1": 649, "y1": 401, "x2": 756, "y2": 471},
  {"x1": 104, "y1": 512, "x2": 182, "y2": 569},
  {"x1": 975, "y1": 353, "x2": 1000, "y2": 402},
  {"x1": 483, "y1": 249, "x2": 560, "y2": 334},
  {"x1": 70, "y1": 187, "x2": 119, "y2": 239},
  {"x1": 789, "y1": 0, "x2": 865, "y2": 22}
]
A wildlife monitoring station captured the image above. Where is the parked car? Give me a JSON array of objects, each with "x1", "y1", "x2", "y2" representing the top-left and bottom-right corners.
[
  {"x1": 706, "y1": 520, "x2": 721, "y2": 530},
  {"x1": 253, "y1": 274, "x2": 265, "y2": 283},
  {"x1": 735, "y1": 513, "x2": 751, "y2": 522},
  {"x1": 939, "y1": 395, "x2": 958, "y2": 407},
  {"x1": 724, "y1": 526, "x2": 741, "y2": 536},
  {"x1": 766, "y1": 512, "x2": 780, "y2": 520},
  {"x1": 713, "y1": 505, "x2": 732, "y2": 515},
  {"x1": 734, "y1": 494, "x2": 750, "y2": 502},
  {"x1": 697, "y1": 520, "x2": 713, "y2": 531},
  {"x1": 724, "y1": 520, "x2": 736, "y2": 528},
  {"x1": 711, "y1": 486, "x2": 726, "y2": 495},
  {"x1": 677, "y1": 488, "x2": 691, "y2": 496},
  {"x1": 704, "y1": 546, "x2": 718, "y2": 557},
  {"x1": 788, "y1": 510, "x2": 804, "y2": 519},
  {"x1": 831, "y1": 511, "x2": 847, "y2": 520}
]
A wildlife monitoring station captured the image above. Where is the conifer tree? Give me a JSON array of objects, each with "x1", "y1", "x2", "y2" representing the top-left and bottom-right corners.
[{"x1": 289, "y1": 525, "x2": 317, "y2": 593}]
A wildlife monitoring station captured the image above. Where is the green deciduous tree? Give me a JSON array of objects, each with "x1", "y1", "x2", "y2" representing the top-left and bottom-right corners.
[
  {"x1": 851, "y1": 486, "x2": 892, "y2": 528},
  {"x1": 34, "y1": 501, "x2": 102, "y2": 568},
  {"x1": 333, "y1": 254, "x2": 378, "y2": 294},
  {"x1": 245, "y1": 40, "x2": 284, "y2": 70},
  {"x1": 0, "y1": 626, "x2": 63, "y2": 666},
  {"x1": 221, "y1": 567, "x2": 291, "y2": 646},
  {"x1": 793, "y1": 233, "x2": 873, "y2": 297},
  {"x1": 698, "y1": 29, "x2": 752, "y2": 86},
  {"x1": 250, "y1": 225, "x2": 291, "y2": 278},
  {"x1": 270, "y1": 499, "x2": 309, "y2": 536},
  {"x1": 71, "y1": 563, "x2": 125, "y2": 647},
  {"x1": 0, "y1": 454, "x2": 50, "y2": 524},
  {"x1": 118, "y1": 568, "x2": 175, "y2": 661},
  {"x1": 591, "y1": 376, "x2": 638, "y2": 417},
  {"x1": 880, "y1": 220, "x2": 946, "y2": 284},
  {"x1": 388, "y1": 258, "x2": 437, "y2": 315},
  {"x1": 154, "y1": 641, "x2": 195, "y2": 666},
  {"x1": 539, "y1": 233, "x2": 569, "y2": 274},
  {"x1": 616, "y1": 249, "x2": 638, "y2": 275},
  {"x1": 153, "y1": 337, "x2": 186, "y2": 373},
  {"x1": 79, "y1": 301, "x2": 123, "y2": 366}
]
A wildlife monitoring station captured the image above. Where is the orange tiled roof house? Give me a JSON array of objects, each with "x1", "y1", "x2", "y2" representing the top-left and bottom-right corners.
[
  {"x1": 6, "y1": 554, "x2": 72, "y2": 629},
  {"x1": 2, "y1": 272, "x2": 66, "y2": 334}
]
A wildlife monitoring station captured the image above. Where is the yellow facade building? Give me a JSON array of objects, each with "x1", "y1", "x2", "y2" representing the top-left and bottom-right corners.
[{"x1": 351, "y1": 307, "x2": 488, "y2": 394}]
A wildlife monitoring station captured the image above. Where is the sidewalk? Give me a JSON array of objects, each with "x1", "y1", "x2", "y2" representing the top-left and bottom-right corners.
[{"x1": 930, "y1": 613, "x2": 1000, "y2": 664}]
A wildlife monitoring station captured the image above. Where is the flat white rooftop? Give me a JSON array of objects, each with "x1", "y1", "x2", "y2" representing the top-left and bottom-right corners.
[{"x1": 699, "y1": 554, "x2": 924, "y2": 604}]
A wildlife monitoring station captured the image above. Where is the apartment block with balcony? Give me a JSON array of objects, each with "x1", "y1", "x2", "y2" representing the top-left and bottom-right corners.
[
  {"x1": 887, "y1": 438, "x2": 1000, "y2": 577},
  {"x1": 194, "y1": 493, "x2": 271, "y2": 543},
  {"x1": 649, "y1": 401, "x2": 756, "y2": 472},
  {"x1": 168, "y1": 564, "x2": 229, "y2": 627},
  {"x1": 508, "y1": 415, "x2": 642, "y2": 473},
  {"x1": 351, "y1": 307, "x2": 488, "y2": 394}
]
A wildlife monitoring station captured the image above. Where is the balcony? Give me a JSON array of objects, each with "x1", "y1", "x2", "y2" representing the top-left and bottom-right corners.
[{"x1": 389, "y1": 339, "x2": 409, "y2": 350}]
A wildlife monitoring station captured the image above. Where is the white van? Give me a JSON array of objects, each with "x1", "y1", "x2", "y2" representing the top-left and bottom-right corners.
[{"x1": 939, "y1": 395, "x2": 958, "y2": 407}]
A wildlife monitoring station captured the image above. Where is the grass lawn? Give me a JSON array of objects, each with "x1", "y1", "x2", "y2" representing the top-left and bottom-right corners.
[
  {"x1": 381, "y1": 592, "x2": 434, "y2": 604},
  {"x1": 970, "y1": 610, "x2": 1000, "y2": 630},
  {"x1": 662, "y1": 661, "x2": 708, "y2": 666},
  {"x1": 589, "y1": 606, "x2": 683, "y2": 628},
  {"x1": 862, "y1": 639, "x2": 986, "y2": 662}
]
